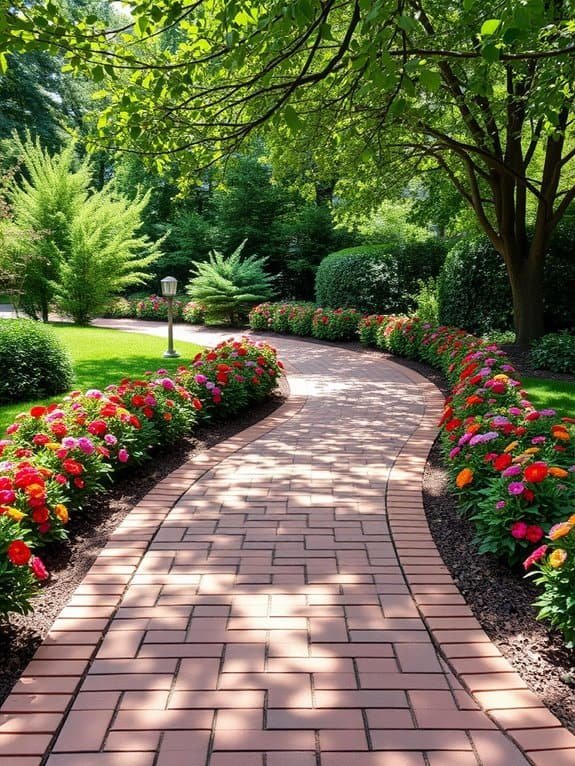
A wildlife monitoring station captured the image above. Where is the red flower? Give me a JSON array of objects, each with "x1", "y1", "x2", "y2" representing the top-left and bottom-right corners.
[
  {"x1": 522, "y1": 489, "x2": 535, "y2": 503},
  {"x1": 30, "y1": 406, "x2": 47, "y2": 418},
  {"x1": 32, "y1": 507, "x2": 50, "y2": 524},
  {"x1": 100, "y1": 404, "x2": 117, "y2": 418},
  {"x1": 493, "y1": 454, "x2": 512, "y2": 472},
  {"x1": 87, "y1": 420, "x2": 108, "y2": 436},
  {"x1": 131, "y1": 394, "x2": 146, "y2": 407},
  {"x1": 192, "y1": 399, "x2": 202, "y2": 411},
  {"x1": 32, "y1": 433, "x2": 51, "y2": 446},
  {"x1": 525, "y1": 525, "x2": 544, "y2": 543},
  {"x1": 73, "y1": 477, "x2": 85, "y2": 489},
  {"x1": 7, "y1": 540, "x2": 32, "y2": 565},
  {"x1": 524, "y1": 462, "x2": 549, "y2": 483},
  {"x1": 50, "y1": 422, "x2": 68, "y2": 438},
  {"x1": 62, "y1": 459, "x2": 84, "y2": 476}
]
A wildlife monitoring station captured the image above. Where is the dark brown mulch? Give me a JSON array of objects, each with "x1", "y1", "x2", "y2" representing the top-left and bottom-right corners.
[
  {"x1": 500, "y1": 343, "x2": 575, "y2": 384},
  {"x1": 0, "y1": 393, "x2": 285, "y2": 706},
  {"x1": 384, "y1": 352, "x2": 575, "y2": 734}
]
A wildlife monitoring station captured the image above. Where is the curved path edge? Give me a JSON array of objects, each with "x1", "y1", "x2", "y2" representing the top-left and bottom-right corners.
[{"x1": 382, "y1": 355, "x2": 575, "y2": 766}]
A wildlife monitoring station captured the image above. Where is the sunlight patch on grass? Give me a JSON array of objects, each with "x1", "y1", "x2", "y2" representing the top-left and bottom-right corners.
[{"x1": 522, "y1": 376, "x2": 575, "y2": 417}]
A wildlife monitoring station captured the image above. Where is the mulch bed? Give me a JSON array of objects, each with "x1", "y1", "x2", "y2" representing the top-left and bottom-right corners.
[
  {"x1": 390, "y1": 348, "x2": 575, "y2": 734},
  {"x1": 2, "y1": 337, "x2": 575, "y2": 735}
]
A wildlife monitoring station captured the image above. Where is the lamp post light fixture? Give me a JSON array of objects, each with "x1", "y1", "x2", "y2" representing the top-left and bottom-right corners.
[{"x1": 160, "y1": 276, "x2": 180, "y2": 358}]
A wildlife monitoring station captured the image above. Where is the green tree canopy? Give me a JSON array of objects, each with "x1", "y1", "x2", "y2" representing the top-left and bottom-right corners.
[{"x1": 4, "y1": 0, "x2": 575, "y2": 343}]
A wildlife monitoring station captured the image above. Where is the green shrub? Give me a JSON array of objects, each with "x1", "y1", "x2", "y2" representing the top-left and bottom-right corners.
[
  {"x1": 102, "y1": 297, "x2": 137, "y2": 318},
  {"x1": 311, "y1": 307, "x2": 361, "y2": 341},
  {"x1": 438, "y1": 227, "x2": 575, "y2": 334},
  {"x1": 0, "y1": 320, "x2": 74, "y2": 403},
  {"x1": 286, "y1": 302, "x2": 316, "y2": 336},
  {"x1": 414, "y1": 278, "x2": 439, "y2": 323},
  {"x1": 187, "y1": 241, "x2": 275, "y2": 324},
  {"x1": 315, "y1": 240, "x2": 445, "y2": 315},
  {"x1": 358, "y1": 315, "x2": 386, "y2": 347},
  {"x1": 438, "y1": 237, "x2": 513, "y2": 333},
  {"x1": 529, "y1": 333, "x2": 575, "y2": 374},
  {"x1": 248, "y1": 302, "x2": 273, "y2": 331},
  {"x1": 135, "y1": 295, "x2": 185, "y2": 321}
]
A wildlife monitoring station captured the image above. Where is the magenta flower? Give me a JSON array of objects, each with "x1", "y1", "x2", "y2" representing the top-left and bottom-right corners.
[
  {"x1": 118, "y1": 448, "x2": 129, "y2": 463},
  {"x1": 508, "y1": 482, "x2": 526, "y2": 496},
  {"x1": 104, "y1": 434, "x2": 118, "y2": 446},
  {"x1": 502, "y1": 465, "x2": 522, "y2": 478}
]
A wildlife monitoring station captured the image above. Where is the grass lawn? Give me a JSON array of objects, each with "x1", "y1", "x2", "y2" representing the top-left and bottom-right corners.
[
  {"x1": 0, "y1": 324, "x2": 203, "y2": 433},
  {"x1": 522, "y1": 376, "x2": 575, "y2": 417}
]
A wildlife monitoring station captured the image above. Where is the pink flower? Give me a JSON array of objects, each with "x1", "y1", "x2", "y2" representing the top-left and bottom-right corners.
[
  {"x1": 104, "y1": 434, "x2": 118, "y2": 446},
  {"x1": 118, "y1": 448, "x2": 129, "y2": 463},
  {"x1": 511, "y1": 521, "x2": 528, "y2": 539},
  {"x1": 508, "y1": 482, "x2": 525, "y2": 496},
  {"x1": 30, "y1": 555, "x2": 49, "y2": 581},
  {"x1": 523, "y1": 544, "x2": 548, "y2": 570}
]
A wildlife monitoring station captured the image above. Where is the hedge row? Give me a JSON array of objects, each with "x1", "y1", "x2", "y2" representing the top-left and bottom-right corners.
[
  {"x1": 103, "y1": 295, "x2": 206, "y2": 324},
  {"x1": 249, "y1": 301, "x2": 362, "y2": 341},
  {"x1": 0, "y1": 337, "x2": 283, "y2": 618},
  {"x1": 359, "y1": 314, "x2": 575, "y2": 647}
]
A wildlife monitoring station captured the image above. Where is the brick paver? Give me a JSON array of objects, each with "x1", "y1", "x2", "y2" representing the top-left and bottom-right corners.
[{"x1": 1, "y1": 323, "x2": 573, "y2": 765}]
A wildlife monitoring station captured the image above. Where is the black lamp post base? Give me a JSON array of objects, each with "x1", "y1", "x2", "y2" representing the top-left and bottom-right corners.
[{"x1": 163, "y1": 350, "x2": 180, "y2": 358}]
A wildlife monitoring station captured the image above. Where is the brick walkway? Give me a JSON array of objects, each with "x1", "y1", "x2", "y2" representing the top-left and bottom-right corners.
[{"x1": 1, "y1": 326, "x2": 574, "y2": 766}]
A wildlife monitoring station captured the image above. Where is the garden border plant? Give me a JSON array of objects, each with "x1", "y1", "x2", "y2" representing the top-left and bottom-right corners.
[
  {"x1": 249, "y1": 300, "x2": 575, "y2": 648},
  {"x1": 0, "y1": 336, "x2": 283, "y2": 619}
]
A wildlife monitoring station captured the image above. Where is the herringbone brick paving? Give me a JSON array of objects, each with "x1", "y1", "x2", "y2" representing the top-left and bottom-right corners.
[{"x1": 1, "y1": 325, "x2": 574, "y2": 766}]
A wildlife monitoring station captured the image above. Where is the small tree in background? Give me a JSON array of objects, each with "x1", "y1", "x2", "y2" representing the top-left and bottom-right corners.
[
  {"x1": 187, "y1": 241, "x2": 275, "y2": 325},
  {"x1": 8, "y1": 135, "x2": 160, "y2": 323},
  {"x1": 53, "y1": 189, "x2": 160, "y2": 324}
]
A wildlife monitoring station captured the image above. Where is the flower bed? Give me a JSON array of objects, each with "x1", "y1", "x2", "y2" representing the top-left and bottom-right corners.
[
  {"x1": 103, "y1": 296, "x2": 206, "y2": 325},
  {"x1": 0, "y1": 338, "x2": 283, "y2": 619},
  {"x1": 249, "y1": 301, "x2": 361, "y2": 341},
  {"x1": 360, "y1": 314, "x2": 575, "y2": 645}
]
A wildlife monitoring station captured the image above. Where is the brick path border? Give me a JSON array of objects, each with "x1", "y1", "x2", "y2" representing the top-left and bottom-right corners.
[{"x1": 383, "y1": 357, "x2": 575, "y2": 766}]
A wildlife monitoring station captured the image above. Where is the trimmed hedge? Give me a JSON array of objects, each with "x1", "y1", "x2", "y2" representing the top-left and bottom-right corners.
[
  {"x1": 438, "y1": 227, "x2": 575, "y2": 334},
  {"x1": 0, "y1": 320, "x2": 74, "y2": 404},
  {"x1": 314, "y1": 240, "x2": 445, "y2": 315}
]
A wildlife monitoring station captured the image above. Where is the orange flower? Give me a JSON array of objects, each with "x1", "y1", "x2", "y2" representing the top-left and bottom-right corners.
[
  {"x1": 504, "y1": 441, "x2": 519, "y2": 454},
  {"x1": 549, "y1": 549, "x2": 568, "y2": 568},
  {"x1": 54, "y1": 504, "x2": 69, "y2": 524},
  {"x1": 549, "y1": 467, "x2": 569, "y2": 479},
  {"x1": 551, "y1": 426, "x2": 570, "y2": 441},
  {"x1": 523, "y1": 447, "x2": 540, "y2": 455},
  {"x1": 549, "y1": 522, "x2": 573, "y2": 541},
  {"x1": 456, "y1": 468, "x2": 474, "y2": 489}
]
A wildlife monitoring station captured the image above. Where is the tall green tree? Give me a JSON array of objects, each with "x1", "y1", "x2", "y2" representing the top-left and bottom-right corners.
[
  {"x1": 9, "y1": 136, "x2": 159, "y2": 323},
  {"x1": 8, "y1": 1, "x2": 575, "y2": 342}
]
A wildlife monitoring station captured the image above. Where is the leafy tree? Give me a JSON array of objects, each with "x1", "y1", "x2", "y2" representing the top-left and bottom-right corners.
[
  {"x1": 8, "y1": 136, "x2": 159, "y2": 323},
  {"x1": 187, "y1": 241, "x2": 275, "y2": 324},
  {"x1": 6, "y1": 1, "x2": 575, "y2": 344},
  {"x1": 9, "y1": 136, "x2": 90, "y2": 320},
  {"x1": 54, "y1": 189, "x2": 160, "y2": 324}
]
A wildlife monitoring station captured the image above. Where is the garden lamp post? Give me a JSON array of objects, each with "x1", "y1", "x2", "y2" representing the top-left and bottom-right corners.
[{"x1": 160, "y1": 276, "x2": 180, "y2": 358}]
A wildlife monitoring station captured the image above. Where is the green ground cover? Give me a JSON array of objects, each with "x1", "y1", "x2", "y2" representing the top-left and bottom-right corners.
[
  {"x1": 523, "y1": 376, "x2": 575, "y2": 417},
  {"x1": 0, "y1": 324, "x2": 202, "y2": 433}
]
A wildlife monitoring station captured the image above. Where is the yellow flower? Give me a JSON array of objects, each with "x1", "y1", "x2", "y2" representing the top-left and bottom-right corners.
[
  {"x1": 568, "y1": 514, "x2": 575, "y2": 526},
  {"x1": 493, "y1": 374, "x2": 509, "y2": 382},
  {"x1": 45, "y1": 442, "x2": 61, "y2": 450},
  {"x1": 4, "y1": 507, "x2": 26, "y2": 521},
  {"x1": 504, "y1": 441, "x2": 519, "y2": 454},
  {"x1": 54, "y1": 504, "x2": 69, "y2": 524},
  {"x1": 549, "y1": 522, "x2": 573, "y2": 541},
  {"x1": 549, "y1": 549, "x2": 568, "y2": 568},
  {"x1": 523, "y1": 447, "x2": 540, "y2": 455}
]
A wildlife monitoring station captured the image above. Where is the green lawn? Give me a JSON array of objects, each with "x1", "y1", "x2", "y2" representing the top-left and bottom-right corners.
[
  {"x1": 0, "y1": 324, "x2": 203, "y2": 433},
  {"x1": 522, "y1": 376, "x2": 575, "y2": 417}
]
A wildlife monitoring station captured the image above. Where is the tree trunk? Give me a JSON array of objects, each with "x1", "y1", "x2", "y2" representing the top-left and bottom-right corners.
[{"x1": 505, "y1": 250, "x2": 545, "y2": 348}]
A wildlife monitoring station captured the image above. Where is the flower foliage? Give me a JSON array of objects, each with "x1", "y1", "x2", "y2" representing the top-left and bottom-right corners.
[
  {"x1": 249, "y1": 301, "x2": 361, "y2": 342},
  {"x1": 135, "y1": 294, "x2": 185, "y2": 321},
  {"x1": 0, "y1": 337, "x2": 283, "y2": 618},
  {"x1": 358, "y1": 315, "x2": 575, "y2": 644}
]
